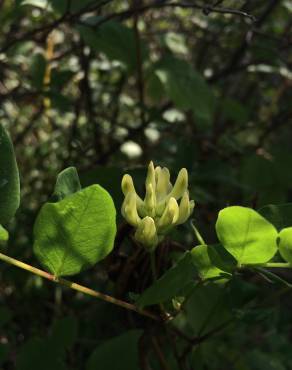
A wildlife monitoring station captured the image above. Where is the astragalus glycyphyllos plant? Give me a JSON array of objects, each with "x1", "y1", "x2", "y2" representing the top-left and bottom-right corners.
[
  {"x1": 3, "y1": 121, "x2": 292, "y2": 370},
  {"x1": 121, "y1": 161, "x2": 195, "y2": 251}
]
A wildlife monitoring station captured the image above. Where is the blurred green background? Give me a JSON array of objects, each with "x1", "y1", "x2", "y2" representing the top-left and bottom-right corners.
[{"x1": 0, "y1": 0, "x2": 292, "y2": 369}]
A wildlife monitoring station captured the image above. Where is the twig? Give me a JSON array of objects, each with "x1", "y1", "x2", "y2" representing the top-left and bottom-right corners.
[
  {"x1": 209, "y1": 0, "x2": 279, "y2": 82},
  {"x1": 87, "y1": 0, "x2": 256, "y2": 29},
  {"x1": 0, "y1": 252, "x2": 160, "y2": 321},
  {"x1": 0, "y1": 0, "x2": 113, "y2": 54},
  {"x1": 179, "y1": 319, "x2": 233, "y2": 361}
]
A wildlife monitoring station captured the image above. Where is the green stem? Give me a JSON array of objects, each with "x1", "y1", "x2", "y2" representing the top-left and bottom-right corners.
[
  {"x1": 265, "y1": 262, "x2": 291, "y2": 268},
  {"x1": 243, "y1": 262, "x2": 291, "y2": 269},
  {"x1": 0, "y1": 252, "x2": 159, "y2": 321},
  {"x1": 191, "y1": 220, "x2": 206, "y2": 245}
]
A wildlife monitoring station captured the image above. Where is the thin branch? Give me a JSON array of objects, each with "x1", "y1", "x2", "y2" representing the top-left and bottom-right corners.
[
  {"x1": 0, "y1": 252, "x2": 160, "y2": 321},
  {"x1": 0, "y1": 0, "x2": 113, "y2": 54},
  {"x1": 179, "y1": 319, "x2": 233, "y2": 361},
  {"x1": 209, "y1": 0, "x2": 279, "y2": 82},
  {"x1": 87, "y1": 0, "x2": 256, "y2": 29}
]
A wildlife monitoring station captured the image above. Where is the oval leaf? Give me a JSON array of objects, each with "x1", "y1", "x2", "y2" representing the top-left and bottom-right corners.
[
  {"x1": 191, "y1": 245, "x2": 228, "y2": 281},
  {"x1": 87, "y1": 330, "x2": 142, "y2": 370},
  {"x1": 153, "y1": 56, "x2": 215, "y2": 123},
  {"x1": 33, "y1": 185, "x2": 116, "y2": 276},
  {"x1": 278, "y1": 227, "x2": 292, "y2": 264},
  {"x1": 137, "y1": 252, "x2": 196, "y2": 307},
  {"x1": 207, "y1": 243, "x2": 237, "y2": 273},
  {"x1": 0, "y1": 124, "x2": 20, "y2": 224},
  {"x1": 216, "y1": 206, "x2": 278, "y2": 264},
  {"x1": 52, "y1": 166, "x2": 81, "y2": 201}
]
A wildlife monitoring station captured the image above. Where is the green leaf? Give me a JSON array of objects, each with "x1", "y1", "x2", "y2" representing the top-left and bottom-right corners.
[
  {"x1": 30, "y1": 53, "x2": 46, "y2": 90},
  {"x1": 191, "y1": 245, "x2": 226, "y2": 280},
  {"x1": 0, "y1": 225, "x2": 8, "y2": 241},
  {"x1": 78, "y1": 20, "x2": 148, "y2": 72},
  {"x1": 207, "y1": 243, "x2": 237, "y2": 273},
  {"x1": 87, "y1": 330, "x2": 142, "y2": 370},
  {"x1": 216, "y1": 206, "x2": 278, "y2": 264},
  {"x1": 53, "y1": 167, "x2": 81, "y2": 201},
  {"x1": 51, "y1": 69, "x2": 74, "y2": 90},
  {"x1": 240, "y1": 152, "x2": 292, "y2": 206},
  {"x1": 16, "y1": 338, "x2": 67, "y2": 370},
  {"x1": 182, "y1": 283, "x2": 232, "y2": 336},
  {"x1": 137, "y1": 252, "x2": 196, "y2": 307},
  {"x1": 259, "y1": 203, "x2": 292, "y2": 231},
  {"x1": 153, "y1": 56, "x2": 215, "y2": 123},
  {"x1": 164, "y1": 32, "x2": 188, "y2": 55},
  {"x1": 33, "y1": 185, "x2": 116, "y2": 276},
  {"x1": 278, "y1": 227, "x2": 292, "y2": 264},
  {"x1": 49, "y1": 0, "x2": 97, "y2": 14},
  {"x1": 0, "y1": 124, "x2": 20, "y2": 225},
  {"x1": 46, "y1": 91, "x2": 72, "y2": 112}
]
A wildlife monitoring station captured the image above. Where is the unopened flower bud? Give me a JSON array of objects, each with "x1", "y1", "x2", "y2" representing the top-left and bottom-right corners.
[
  {"x1": 155, "y1": 166, "x2": 161, "y2": 183},
  {"x1": 145, "y1": 161, "x2": 156, "y2": 192},
  {"x1": 158, "y1": 197, "x2": 179, "y2": 232},
  {"x1": 144, "y1": 183, "x2": 156, "y2": 217},
  {"x1": 168, "y1": 168, "x2": 188, "y2": 200},
  {"x1": 134, "y1": 216, "x2": 158, "y2": 250},
  {"x1": 121, "y1": 192, "x2": 141, "y2": 227},
  {"x1": 121, "y1": 173, "x2": 144, "y2": 209},
  {"x1": 121, "y1": 174, "x2": 135, "y2": 196},
  {"x1": 176, "y1": 191, "x2": 194, "y2": 225},
  {"x1": 156, "y1": 167, "x2": 171, "y2": 201}
]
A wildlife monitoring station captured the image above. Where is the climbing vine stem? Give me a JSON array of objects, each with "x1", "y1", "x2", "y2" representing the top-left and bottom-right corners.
[{"x1": 0, "y1": 252, "x2": 160, "y2": 321}]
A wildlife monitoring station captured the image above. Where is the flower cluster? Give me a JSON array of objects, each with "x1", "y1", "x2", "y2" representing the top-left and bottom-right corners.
[{"x1": 121, "y1": 162, "x2": 194, "y2": 251}]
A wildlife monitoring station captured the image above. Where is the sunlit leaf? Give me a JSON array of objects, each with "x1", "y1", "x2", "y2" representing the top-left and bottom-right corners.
[
  {"x1": 278, "y1": 227, "x2": 292, "y2": 264},
  {"x1": 33, "y1": 185, "x2": 116, "y2": 276},
  {"x1": 191, "y1": 245, "x2": 226, "y2": 280},
  {"x1": 53, "y1": 167, "x2": 81, "y2": 201},
  {"x1": 216, "y1": 206, "x2": 278, "y2": 264},
  {"x1": 78, "y1": 20, "x2": 148, "y2": 72}
]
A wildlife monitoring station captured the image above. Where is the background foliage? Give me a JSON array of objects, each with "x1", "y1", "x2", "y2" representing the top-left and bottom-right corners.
[{"x1": 0, "y1": 0, "x2": 292, "y2": 369}]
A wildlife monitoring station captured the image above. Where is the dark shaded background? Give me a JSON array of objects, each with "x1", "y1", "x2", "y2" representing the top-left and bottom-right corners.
[{"x1": 0, "y1": 1, "x2": 292, "y2": 369}]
